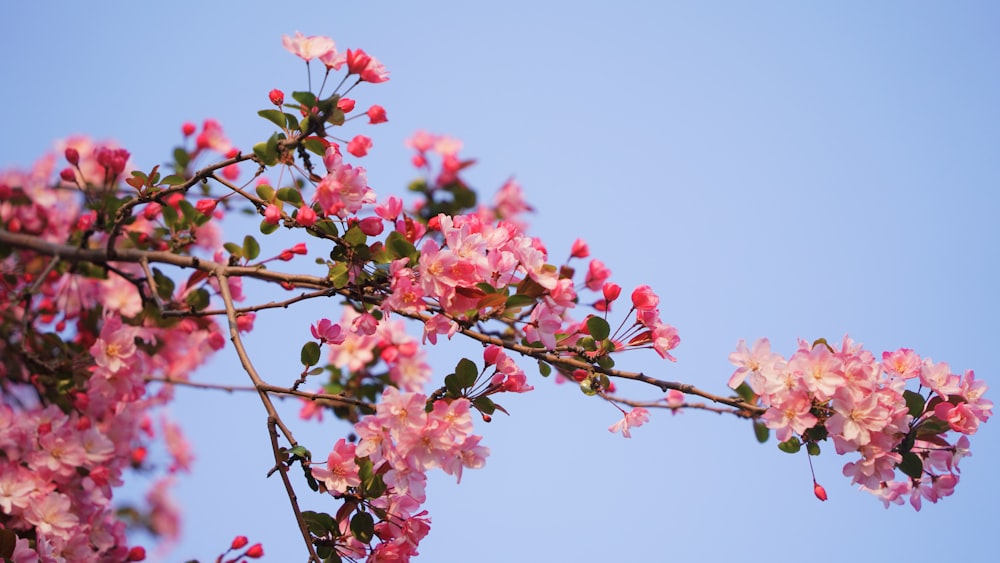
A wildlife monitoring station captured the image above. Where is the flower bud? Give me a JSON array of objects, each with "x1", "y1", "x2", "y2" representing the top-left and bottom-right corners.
[
  {"x1": 245, "y1": 543, "x2": 264, "y2": 558},
  {"x1": 231, "y1": 536, "x2": 249, "y2": 550},
  {"x1": 65, "y1": 147, "x2": 80, "y2": 166},
  {"x1": 195, "y1": 199, "x2": 218, "y2": 216},
  {"x1": 268, "y1": 88, "x2": 284, "y2": 106},
  {"x1": 126, "y1": 546, "x2": 146, "y2": 561},
  {"x1": 813, "y1": 482, "x2": 828, "y2": 501},
  {"x1": 60, "y1": 167, "x2": 77, "y2": 183},
  {"x1": 366, "y1": 104, "x2": 388, "y2": 124},
  {"x1": 182, "y1": 122, "x2": 196, "y2": 137}
]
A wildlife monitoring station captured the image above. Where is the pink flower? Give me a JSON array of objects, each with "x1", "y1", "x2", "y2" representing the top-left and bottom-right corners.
[
  {"x1": 934, "y1": 401, "x2": 980, "y2": 434},
  {"x1": 608, "y1": 407, "x2": 650, "y2": 438},
  {"x1": 296, "y1": 204, "x2": 317, "y2": 227},
  {"x1": 311, "y1": 438, "x2": 360, "y2": 494},
  {"x1": 367, "y1": 105, "x2": 388, "y2": 124},
  {"x1": 570, "y1": 238, "x2": 590, "y2": 258},
  {"x1": 347, "y1": 135, "x2": 373, "y2": 157},
  {"x1": 631, "y1": 284, "x2": 659, "y2": 312},
  {"x1": 195, "y1": 199, "x2": 217, "y2": 216},
  {"x1": 263, "y1": 203, "x2": 282, "y2": 225},
  {"x1": 281, "y1": 32, "x2": 335, "y2": 62},
  {"x1": 584, "y1": 259, "x2": 611, "y2": 291},
  {"x1": 319, "y1": 49, "x2": 346, "y2": 70},
  {"x1": 311, "y1": 318, "x2": 346, "y2": 345}
]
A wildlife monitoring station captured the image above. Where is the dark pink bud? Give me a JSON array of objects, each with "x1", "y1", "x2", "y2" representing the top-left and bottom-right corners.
[
  {"x1": 268, "y1": 89, "x2": 284, "y2": 106},
  {"x1": 65, "y1": 147, "x2": 80, "y2": 166}
]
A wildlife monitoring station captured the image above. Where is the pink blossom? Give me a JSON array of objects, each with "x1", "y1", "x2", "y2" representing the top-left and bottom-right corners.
[
  {"x1": 584, "y1": 259, "x2": 611, "y2": 291},
  {"x1": 762, "y1": 391, "x2": 818, "y2": 442},
  {"x1": 934, "y1": 401, "x2": 980, "y2": 434},
  {"x1": 347, "y1": 135, "x2": 373, "y2": 157},
  {"x1": 311, "y1": 319, "x2": 346, "y2": 345},
  {"x1": 608, "y1": 407, "x2": 650, "y2": 438},
  {"x1": 367, "y1": 105, "x2": 388, "y2": 124},
  {"x1": 195, "y1": 199, "x2": 217, "y2": 216},
  {"x1": 311, "y1": 438, "x2": 360, "y2": 494},
  {"x1": 281, "y1": 32, "x2": 335, "y2": 62}
]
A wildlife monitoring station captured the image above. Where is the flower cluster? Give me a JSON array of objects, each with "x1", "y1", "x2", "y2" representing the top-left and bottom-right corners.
[{"x1": 729, "y1": 336, "x2": 991, "y2": 508}]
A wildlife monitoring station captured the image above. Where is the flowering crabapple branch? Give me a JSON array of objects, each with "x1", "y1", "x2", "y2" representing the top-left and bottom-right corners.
[{"x1": 0, "y1": 29, "x2": 990, "y2": 562}]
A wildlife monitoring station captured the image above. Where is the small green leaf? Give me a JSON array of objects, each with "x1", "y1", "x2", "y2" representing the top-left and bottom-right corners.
[
  {"x1": 260, "y1": 218, "x2": 279, "y2": 234},
  {"x1": 455, "y1": 358, "x2": 479, "y2": 389},
  {"x1": 505, "y1": 294, "x2": 536, "y2": 309},
  {"x1": 301, "y1": 341, "x2": 321, "y2": 366},
  {"x1": 344, "y1": 225, "x2": 367, "y2": 247},
  {"x1": 288, "y1": 445, "x2": 311, "y2": 461},
  {"x1": 735, "y1": 382, "x2": 756, "y2": 404},
  {"x1": 303, "y1": 137, "x2": 326, "y2": 155},
  {"x1": 258, "y1": 109, "x2": 287, "y2": 128},
  {"x1": 276, "y1": 187, "x2": 304, "y2": 207},
  {"x1": 586, "y1": 316, "x2": 611, "y2": 342},
  {"x1": 292, "y1": 90, "x2": 317, "y2": 108},
  {"x1": 806, "y1": 442, "x2": 821, "y2": 456},
  {"x1": 538, "y1": 361, "x2": 552, "y2": 377},
  {"x1": 350, "y1": 511, "x2": 375, "y2": 544},
  {"x1": 473, "y1": 396, "x2": 496, "y2": 415},
  {"x1": 184, "y1": 287, "x2": 210, "y2": 311},
  {"x1": 753, "y1": 420, "x2": 769, "y2": 443},
  {"x1": 223, "y1": 242, "x2": 243, "y2": 258},
  {"x1": 777, "y1": 437, "x2": 801, "y2": 454},
  {"x1": 173, "y1": 147, "x2": 190, "y2": 169},
  {"x1": 301, "y1": 510, "x2": 337, "y2": 537},
  {"x1": 903, "y1": 389, "x2": 926, "y2": 418},
  {"x1": 385, "y1": 231, "x2": 417, "y2": 261},
  {"x1": 256, "y1": 184, "x2": 276, "y2": 202},
  {"x1": 160, "y1": 174, "x2": 186, "y2": 186},
  {"x1": 897, "y1": 452, "x2": 923, "y2": 479},
  {"x1": 579, "y1": 376, "x2": 598, "y2": 396},
  {"x1": 242, "y1": 235, "x2": 261, "y2": 261},
  {"x1": 152, "y1": 268, "x2": 175, "y2": 301},
  {"x1": 160, "y1": 202, "x2": 179, "y2": 227}
]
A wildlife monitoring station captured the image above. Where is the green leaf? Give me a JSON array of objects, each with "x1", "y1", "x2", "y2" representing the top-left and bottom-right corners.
[
  {"x1": 897, "y1": 452, "x2": 924, "y2": 479},
  {"x1": 473, "y1": 396, "x2": 496, "y2": 415},
  {"x1": 586, "y1": 316, "x2": 611, "y2": 342},
  {"x1": 350, "y1": 511, "x2": 375, "y2": 544},
  {"x1": 283, "y1": 112, "x2": 299, "y2": 130},
  {"x1": 173, "y1": 147, "x2": 190, "y2": 169},
  {"x1": 152, "y1": 268, "x2": 175, "y2": 301},
  {"x1": 223, "y1": 242, "x2": 243, "y2": 258},
  {"x1": 184, "y1": 287, "x2": 210, "y2": 311},
  {"x1": 160, "y1": 202, "x2": 179, "y2": 228},
  {"x1": 806, "y1": 442, "x2": 821, "y2": 456},
  {"x1": 777, "y1": 437, "x2": 801, "y2": 454},
  {"x1": 242, "y1": 235, "x2": 261, "y2": 261},
  {"x1": 256, "y1": 184, "x2": 276, "y2": 202},
  {"x1": 292, "y1": 90, "x2": 317, "y2": 108},
  {"x1": 301, "y1": 510, "x2": 337, "y2": 537},
  {"x1": 258, "y1": 109, "x2": 287, "y2": 128},
  {"x1": 735, "y1": 382, "x2": 756, "y2": 404},
  {"x1": 579, "y1": 376, "x2": 598, "y2": 396},
  {"x1": 344, "y1": 225, "x2": 367, "y2": 247},
  {"x1": 753, "y1": 420, "x2": 769, "y2": 443},
  {"x1": 903, "y1": 389, "x2": 926, "y2": 418},
  {"x1": 303, "y1": 137, "x2": 326, "y2": 155},
  {"x1": 253, "y1": 141, "x2": 277, "y2": 166},
  {"x1": 161, "y1": 174, "x2": 186, "y2": 186},
  {"x1": 300, "y1": 341, "x2": 321, "y2": 366},
  {"x1": 385, "y1": 231, "x2": 417, "y2": 261},
  {"x1": 276, "y1": 187, "x2": 304, "y2": 207},
  {"x1": 505, "y1": 294, "x2": 537, "y2": 309},
  {"x1": 260, "y1": 218, "x2": 280, "y2": 235},
  {"x1": 178, "y1": 199, "x2": 198, "y2": 224},
  {"x1": 455, "y1": 358, "x2": 479, "y2": 389},
  {"x1": 538, "y1": 361, "x2": 552, "y2": 377},
  {"x1": 288, "y1": 445, "x2": 311, "y2": 461}
]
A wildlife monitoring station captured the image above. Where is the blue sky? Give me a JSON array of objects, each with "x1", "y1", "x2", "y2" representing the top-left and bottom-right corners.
[{"x1": 2, "y1": 2, "x2": 999, "y2": 561}]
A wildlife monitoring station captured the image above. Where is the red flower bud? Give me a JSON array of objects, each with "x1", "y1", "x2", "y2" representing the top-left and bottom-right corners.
[
  {"x1": 126, "y1": 546, "x2": 146, "y2": 561},
  {"x1": 813, "y1": 482, "x2": 828, "y2": 502},
  {"x1": 366, "y1": 104, "x2": 387, "y2": 124},
  {"x1": 337, "y1": 97, "x2": 356, "y2": 112},
  {"x1": 60, "y1": 168, "x2": 77, "y2": 183},
  {"x1": 182, "y1": 122, "x2": 197, "y2": 137},
  {"x1": 268, "y1": 88, "x2": 284, "y2": 106},
  {"x1": 195, "y1": 199, "x2": 218, "y2": 216},
  {"x1": 245, "y1": 543, "x2": 264, "y2": 558},
  {"x1": 65, "y1": 147, "x2": 80, "y2": 166},
  {"x1": 231, "y1": 535, "x2": 249, "y2": 549}
]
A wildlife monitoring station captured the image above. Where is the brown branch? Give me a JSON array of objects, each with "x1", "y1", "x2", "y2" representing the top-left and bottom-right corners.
[
  {"x1": 603, "y1": 394, "x2": 758, "y2": 418},
  {"x1": 146, "y1": 376, "x2": 374, "y2": 411},
  {"x1": 268, "y1": 416, "x2": 320, "y2": 563}
]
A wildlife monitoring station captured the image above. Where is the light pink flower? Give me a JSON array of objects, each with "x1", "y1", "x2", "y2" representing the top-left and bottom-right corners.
[{"x1": 281, "y1": 32, "x2": 335, "y2": 62}]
